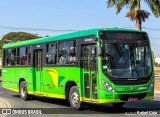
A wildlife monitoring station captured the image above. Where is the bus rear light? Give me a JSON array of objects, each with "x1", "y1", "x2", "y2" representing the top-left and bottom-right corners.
[{"x1": 102, "y1": 80, "x2": 115, "y2": 93}]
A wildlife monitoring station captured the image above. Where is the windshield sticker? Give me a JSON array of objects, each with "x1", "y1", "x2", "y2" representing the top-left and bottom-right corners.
[{"x1": 133, "y1": 70, "x2": 139, "y2": 78}]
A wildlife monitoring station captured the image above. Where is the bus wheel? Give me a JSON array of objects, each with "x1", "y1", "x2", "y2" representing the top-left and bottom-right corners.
[
  {"x1": 112, "y1": 102, "x2": 125, "y2": 107},
  {"x1": 69, "y1": 86, "x2": 83, "y2": 110},
  {"x1": 20, "y1": 81, "x2": 30, "y2": 100}
]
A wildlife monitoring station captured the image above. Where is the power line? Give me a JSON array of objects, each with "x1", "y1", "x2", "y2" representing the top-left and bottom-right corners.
[
  {"x1": 143, "y1": 27, "x2": 160, "y2": 31},
  {"x1": 0, "y1": 25, "x2": 160, "y2": 32},
  {"x1": 151, "y1": 43, "x2": 160, "y2": 46},
  {"x1": 150, "y1": 37, "x2": 160, "y2": 40},
  {"x1": 0, "y1": 26, "x2": 80, "y2": 32},
  {"x1": 125, "y1": 26, "x2": 160, "y2": 31},
  {"x1": 123, "y1": 26, "x2": 160, "y2": 31},
  {"x1": 0, "y1": 25, "x2": 160, "y2": 42}
]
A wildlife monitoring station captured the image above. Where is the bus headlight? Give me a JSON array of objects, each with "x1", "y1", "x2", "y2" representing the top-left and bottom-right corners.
[
  {"x1": 149, "y1": 79, "x2": 154, "y2": 90},
  {"x1": 102, "y1": 80, "x2": 115, "y2": 92}
]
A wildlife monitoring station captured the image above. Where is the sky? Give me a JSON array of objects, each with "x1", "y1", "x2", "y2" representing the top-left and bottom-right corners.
[{"x1": 0, "y1": 0, "x2": 160, "y2": 56}]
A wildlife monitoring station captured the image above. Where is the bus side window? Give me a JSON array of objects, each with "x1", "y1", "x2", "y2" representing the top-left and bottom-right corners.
[
  {"x1": 17, "y1": 47, "x2": 28, "y2": 66},
  {"x1": 58, "y1": 41, "x2": 76, "y2": 65},
  {"x1": 5, "y1": 49, "x2": 9, "y2": 66},
  {"x1": 3, "y1": 50, "x2": 6, "y2": 66},
  {"x1": 11, "y1": 48, "x2": 16, "y2": 65},
  {"x1": 17, "y1": 48, "x2": 20, "y2": 65},
  {"x1": 28, "y1": 46, "x2": 31, "y2": 65},
  {"x1": 21, "y1": 56, "x2": 28, "y2": 65},
  {"x1": 5, "y1": 48, "x2": 16, "y2": 66},
  {"x1": 69, "y1": 41, "x2": 76, "y2": 64},
  {"x1": 46, "y1": 43, "x2": 57, "y2": 65},
  {"x1": 6, "y1": 58, "x2": 11, "y2": 66}
]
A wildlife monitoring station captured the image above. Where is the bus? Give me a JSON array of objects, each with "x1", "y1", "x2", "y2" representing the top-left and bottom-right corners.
[{"x1": 2, "y1": 28, "x2": 154, "y2": 109}]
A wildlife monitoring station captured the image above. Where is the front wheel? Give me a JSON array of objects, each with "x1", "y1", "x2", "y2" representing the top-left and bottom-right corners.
[
  {"x1": 69, "y1": 86, "x2": 83, "y2": 110},
  {"x1": 20, "y1": 81, "x2": 31, "y2": 100},
  {"x1": 112, "y1": 102, "x2": 125, "y2": 107}
]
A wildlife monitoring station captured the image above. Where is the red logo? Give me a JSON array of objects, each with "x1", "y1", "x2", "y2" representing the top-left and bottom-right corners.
[{"x1": 131, "y1": 87, "x2": 135, "y2": 91}]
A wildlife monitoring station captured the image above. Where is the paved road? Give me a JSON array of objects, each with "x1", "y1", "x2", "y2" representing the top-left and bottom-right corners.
[{"x1": 0, "y1": 82, "x2": 160, "y2": 117}]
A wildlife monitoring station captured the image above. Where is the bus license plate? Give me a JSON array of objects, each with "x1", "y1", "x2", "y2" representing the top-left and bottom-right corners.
[{"x1": 128, "y1": 98, "x2": 138, "y2": 102}]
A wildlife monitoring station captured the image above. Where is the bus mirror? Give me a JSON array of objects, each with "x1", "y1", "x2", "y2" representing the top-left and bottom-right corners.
[{"x1": 98, "y1": 46, "x2": 102, "y2": 56}]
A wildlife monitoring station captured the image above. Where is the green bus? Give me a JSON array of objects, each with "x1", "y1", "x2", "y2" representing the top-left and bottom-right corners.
[{"x1": 2, "y1": 28, "x2": 154, "y2": 109}]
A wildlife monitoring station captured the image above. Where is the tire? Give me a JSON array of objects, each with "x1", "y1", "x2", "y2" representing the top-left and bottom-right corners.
[
  {"x1": 69, "y1": 86, "x2": 83, "y2": 110},
  {"x1": 20, "y1": 81, "x2": 31, "y2": 100},
  {"x1": 112, "y1": 102, "x2": 125, "y2": 107}
]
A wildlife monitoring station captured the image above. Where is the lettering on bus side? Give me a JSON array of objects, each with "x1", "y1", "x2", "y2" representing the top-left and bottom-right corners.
[
  {"x1": 19, "y1": 70, "x2": 25, "y2": 77},
  {"x1": 84, "y1": 37, "x2": 97, "y2": 43},
  {"x1": 85, "y1": 38, "x2": 93, "y2": 42},
  {"x1": 37, "y1": 45, "x2": 40, "y2": 48}
]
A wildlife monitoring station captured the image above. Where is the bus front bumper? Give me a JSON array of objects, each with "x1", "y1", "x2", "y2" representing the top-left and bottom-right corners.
[{"x1": 97, "y1": 89, "x2": 154, "y2": 104}]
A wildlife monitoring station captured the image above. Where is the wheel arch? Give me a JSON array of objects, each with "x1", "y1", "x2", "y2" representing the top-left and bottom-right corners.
[
  {"x1": 19, "y1": 78, "x2": 26, "y2": 92},
  {"x1": 65, "y1": 81, "x2": 79, "y2": 100}
]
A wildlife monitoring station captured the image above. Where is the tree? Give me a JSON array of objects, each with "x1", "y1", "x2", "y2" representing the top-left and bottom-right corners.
[
  {"x1": 0, "y1": 32, "x2": 41, "y2": 49},
  {"x1": 107, "y1": 0, "x2": 160, "y2": 30}
]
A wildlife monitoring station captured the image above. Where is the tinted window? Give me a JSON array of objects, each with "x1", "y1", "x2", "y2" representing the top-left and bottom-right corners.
[
  {"x1": 58, "y1": 41, "x2": 76, "y2": 64},
  {"x1": 46, "y1": 43, "x2": 57, "y2": 65},
  {"x1": 28, "y1": 46, "x2": 31, "y2": 65},
  {"x1": 17, "y1": 47, "x2": 28, "y2": 65},
  {"x1": 3, "y1": 50, "x2": 6, "y2": 66},
  {"x1": 5, "y1": 48, "x2": 16, "y2": 66}
]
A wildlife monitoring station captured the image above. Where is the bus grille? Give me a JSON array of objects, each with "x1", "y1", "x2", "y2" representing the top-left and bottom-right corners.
[{"x1": 118, "y1": 93, "x2": 147, "y2": 101}]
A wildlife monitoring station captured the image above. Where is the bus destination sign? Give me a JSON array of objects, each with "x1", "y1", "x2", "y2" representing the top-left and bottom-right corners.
[{"x1": 100, "y1": 31, "x2": 146, "y2": 40}]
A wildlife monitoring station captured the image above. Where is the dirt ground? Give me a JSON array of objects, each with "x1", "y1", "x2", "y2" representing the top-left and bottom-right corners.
[
  {"x1": 155, "y1": 80, "x2": 160, "y2": 91},
  {"x1": 154, "y1": 69, "x2": 160, "y2": 77}
]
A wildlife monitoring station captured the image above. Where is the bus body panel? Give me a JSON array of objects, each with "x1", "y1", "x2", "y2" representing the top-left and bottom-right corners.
[{"x1": 2, "y1": 28, "x2": 154, "y2": 105}]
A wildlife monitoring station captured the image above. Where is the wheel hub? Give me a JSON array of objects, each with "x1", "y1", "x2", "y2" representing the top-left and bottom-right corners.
[
  {"x1": 21, "y1": 87, "x2": 26, "y2": 98},
  {"x1": 71, "y1": 92, "x2": 79, "y2": 106}
]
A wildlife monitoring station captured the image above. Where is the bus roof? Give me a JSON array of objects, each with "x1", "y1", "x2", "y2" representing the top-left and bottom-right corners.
[{"x1": 2, "y1": 27, "x2": 146, "y2": 48}]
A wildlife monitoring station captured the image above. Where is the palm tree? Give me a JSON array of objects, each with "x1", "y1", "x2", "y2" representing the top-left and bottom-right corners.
[{"x1": 107, "y1": 0, "x2": 160, "y2": 30}]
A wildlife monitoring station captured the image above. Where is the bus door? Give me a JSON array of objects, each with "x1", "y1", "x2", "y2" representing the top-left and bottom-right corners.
[
  {"x1": 33, "y1": 49, "x2": 43, "y2": 95},
  {"x1": 81, "y1": 45, "x2": 98, "y2": 101}
]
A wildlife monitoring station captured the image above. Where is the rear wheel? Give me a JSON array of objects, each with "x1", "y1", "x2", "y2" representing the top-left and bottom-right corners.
[
  {"x1": 20, "y1": 81, "x2": 31, "y2": 100},
  {"x1": 69, "y1": 86, "x2": 83, "y2": 110},
  {"x1": 112, "y1": 102, "x2": 125, "y2": 107}
]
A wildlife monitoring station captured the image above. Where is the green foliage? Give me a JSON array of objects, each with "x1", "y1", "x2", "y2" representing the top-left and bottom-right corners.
[
  {"x1": 145, "y1": 0, "x2": 160, "y2": 18},
  {"x1": 154, "y1": 62, "x2": 160, "y2": 67},
  {"x1": 0, "y1": 32, "x2": 41, "y2": 49},
  {"x1": 126, "y1": 9, "x2": 150, "y2": 21},
  {"x1": 106, "y1": 0, "x2": 160, "y2": 30}
]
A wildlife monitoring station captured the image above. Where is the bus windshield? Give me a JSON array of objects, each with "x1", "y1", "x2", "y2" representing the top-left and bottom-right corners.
[{"x1": 102, "y1": 42, "x2": 152, "y2": 78}]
